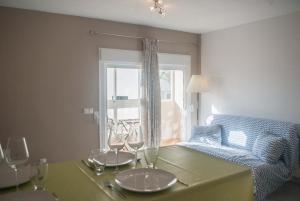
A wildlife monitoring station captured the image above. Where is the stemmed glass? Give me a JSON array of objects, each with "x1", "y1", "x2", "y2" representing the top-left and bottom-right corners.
[
  {"x1": 5, "y1": 137, "x2": 29, "y2": 192},
  {"x1": 127, "y1": 126, "x2": 144, "y2": 168},
  {"x1": 108, "y1": 123, "x2": 125, "y2": 173}
]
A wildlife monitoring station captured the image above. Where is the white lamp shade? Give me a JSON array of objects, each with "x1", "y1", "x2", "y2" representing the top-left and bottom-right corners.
[{"x1": 187, "y1": 75, "x2": 209, "y2": 93}]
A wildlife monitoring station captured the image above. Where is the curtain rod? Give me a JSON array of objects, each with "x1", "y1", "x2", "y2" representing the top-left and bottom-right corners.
[{"x1": 89, "y1": 30, "x2": 198, "y2": 46}]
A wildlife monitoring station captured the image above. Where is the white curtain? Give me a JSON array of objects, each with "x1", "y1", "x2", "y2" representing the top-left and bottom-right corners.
[{"x1": 141, "y1": 38, "x2": 161, "y2": 147}]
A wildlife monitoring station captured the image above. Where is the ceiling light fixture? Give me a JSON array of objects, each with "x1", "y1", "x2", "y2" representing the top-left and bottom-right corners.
[{"x1": 150, "y1": 0, "x2": 166, "y2": 17}]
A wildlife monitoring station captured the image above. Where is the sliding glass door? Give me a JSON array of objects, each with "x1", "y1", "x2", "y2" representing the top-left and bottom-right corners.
[
  {"x1": 99, "y1": 49, "x2": 191, "y2": 149},
  {"x1": 160, "y1": 68, "x2": 185, "y2": 145},
  {"x1": 106, "y1": 65, "x2": 141, "y2": 139}
]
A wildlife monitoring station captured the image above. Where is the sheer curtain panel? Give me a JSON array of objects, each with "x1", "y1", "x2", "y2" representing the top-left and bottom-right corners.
[{"x1": 141, "y1": 38, "x2": 161, "y2": 147}]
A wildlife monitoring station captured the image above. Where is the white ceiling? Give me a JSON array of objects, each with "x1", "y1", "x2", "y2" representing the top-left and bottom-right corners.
[{"x1": 1, "y1": 0, "x2": 300, "y2": 33}]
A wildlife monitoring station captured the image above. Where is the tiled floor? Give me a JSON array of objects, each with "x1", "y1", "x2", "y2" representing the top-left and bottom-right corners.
[{"x1": 266, "y1": 181, "x2": 300, "y2": 201}]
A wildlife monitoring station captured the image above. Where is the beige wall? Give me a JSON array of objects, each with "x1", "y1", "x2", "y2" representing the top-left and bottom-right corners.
[{"x1": 0, "y1": 6, "x2": 200, "y2": 162}]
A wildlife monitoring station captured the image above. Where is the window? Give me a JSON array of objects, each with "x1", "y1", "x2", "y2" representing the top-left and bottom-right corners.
[
  {"x1": 99, "y1": 48, "x2": 191, "y2": 149},
  {"x1": 107, "y1": 67, "x2": 140, "y2": 123}
]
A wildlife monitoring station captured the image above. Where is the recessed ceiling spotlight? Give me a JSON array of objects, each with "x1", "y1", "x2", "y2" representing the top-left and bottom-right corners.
[{"x1": 150, "y1": 0, "x2": 166, "y2": 17}]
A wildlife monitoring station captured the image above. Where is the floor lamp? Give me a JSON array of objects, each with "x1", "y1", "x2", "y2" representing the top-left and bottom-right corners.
[{"x1": 187, "y1": 75, "x2": 209, "y2": 125}]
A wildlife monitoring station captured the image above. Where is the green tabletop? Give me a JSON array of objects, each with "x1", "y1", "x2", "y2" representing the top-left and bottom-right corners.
[{"x1": 0, "y1": 145, "x2": 253, "y2": 201}]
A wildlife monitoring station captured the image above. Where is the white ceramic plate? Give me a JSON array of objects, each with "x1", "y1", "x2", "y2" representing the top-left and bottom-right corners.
[
  {"x1": 0, "y1": 191, "x2": 58, "y2": 201},
  {"x1": 0, "y1": 163, "x2": 31, "y2": 189},
  {"x1": 95, "y1": 151, "x2": 135, "y2": 167},
  {"x1": 115, "y1": 168, "x2": 177, "y2": 193}
]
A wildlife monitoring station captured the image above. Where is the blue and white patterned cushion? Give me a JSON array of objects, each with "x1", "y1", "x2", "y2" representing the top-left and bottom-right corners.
[
  {"x1": 252, "y1": 132, "x2": 285, "y2": 164},
  {"x1": 190, "y1": 125, "x2": 222, "y2": 146}
]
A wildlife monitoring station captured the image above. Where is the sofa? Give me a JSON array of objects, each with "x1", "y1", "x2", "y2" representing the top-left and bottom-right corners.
[{"x1": 180, "y1": 114, "x2": 299, "y2": 201}]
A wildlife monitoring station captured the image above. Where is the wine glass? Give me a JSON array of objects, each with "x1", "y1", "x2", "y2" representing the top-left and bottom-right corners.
[
  {"x1": 5, "y1": 137, "x2": 29, "y2": 192},
  {"x1": 0, "y1": 143, "x2": 4, "y2": 163},
  {"x1": 108, "y1": 123, "x2": 125, "y2": 173},
  {"x1": 127, "y1": 126, "x2": 144, "y2": 168}
]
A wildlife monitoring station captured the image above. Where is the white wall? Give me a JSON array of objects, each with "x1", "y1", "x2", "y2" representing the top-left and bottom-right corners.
[
  {"x1": 201, "y1": 11, "x2": 300, "y2": 125},
  {"x1": 201, "y1": 11, "x2": 300, "y2": 177}
]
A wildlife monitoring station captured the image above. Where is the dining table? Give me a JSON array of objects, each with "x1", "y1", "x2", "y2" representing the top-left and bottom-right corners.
[{"x1": 0, "y1": 145, "x2": 254, "y2": 201}]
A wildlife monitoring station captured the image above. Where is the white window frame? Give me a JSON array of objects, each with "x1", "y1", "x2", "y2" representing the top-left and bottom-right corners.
[{"x1": 99, "y1": 48, "x2": 191, "y2": 149}]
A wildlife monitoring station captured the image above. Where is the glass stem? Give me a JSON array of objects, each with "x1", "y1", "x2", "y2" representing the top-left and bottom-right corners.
[
  {"x1": 115, "y1": 148, "x2": 119, "y2": 172},
  {"x1": 134, "y1": 150, "x2": 138, "y2": 168},
  {"x1": 14, "y1": 168, "x2": 19, "y2": 192}
]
